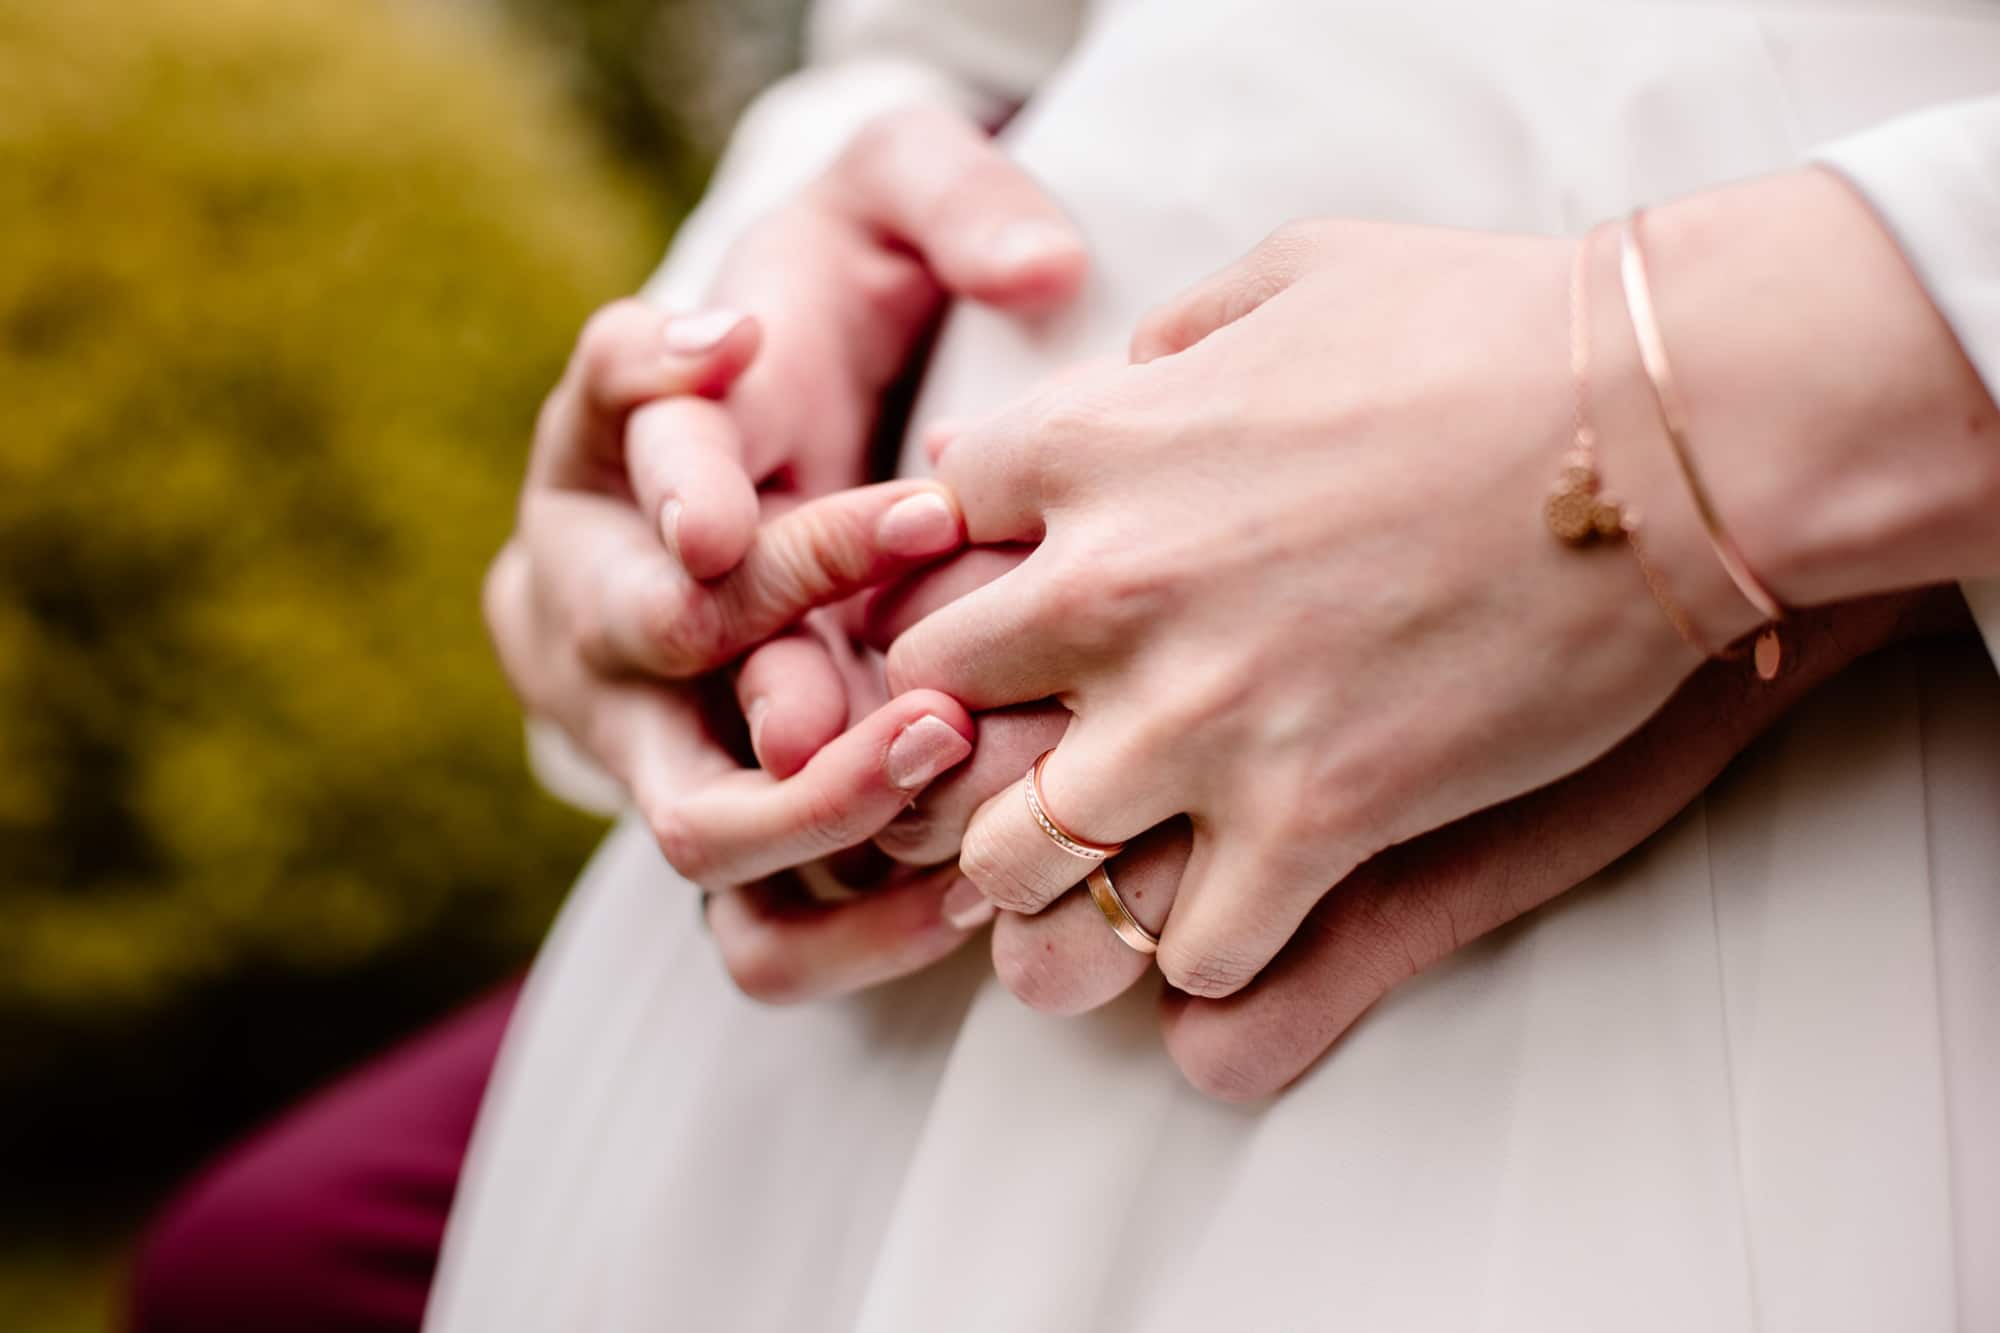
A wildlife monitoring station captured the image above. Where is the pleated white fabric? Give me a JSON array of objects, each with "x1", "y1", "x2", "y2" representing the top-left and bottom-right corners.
[{"x1": 430, "y1": 2, "x2": 2000, "y2": 1328}]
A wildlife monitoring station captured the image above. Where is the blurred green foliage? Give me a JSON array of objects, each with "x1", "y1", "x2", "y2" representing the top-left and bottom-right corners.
[{"x1": 0, "y1": 0, "x2": 671, "y2": 1219}]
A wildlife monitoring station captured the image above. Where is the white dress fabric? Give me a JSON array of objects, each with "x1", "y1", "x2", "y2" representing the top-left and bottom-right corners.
[{"x1": 430, "y1": 1, "x2": 2000, "y2": 1328}]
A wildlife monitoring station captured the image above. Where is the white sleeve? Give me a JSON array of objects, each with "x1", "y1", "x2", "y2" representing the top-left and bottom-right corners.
[
  {"x1": 529, "y1": 0, "x2": 1087, "y2": 812},
  {"x1": 1813, "y1": 96, "x2": 2000, "y2": 671}
]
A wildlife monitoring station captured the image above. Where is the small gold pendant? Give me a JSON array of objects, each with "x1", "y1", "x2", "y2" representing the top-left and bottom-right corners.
[{"x1": 1544, "y1": 450, "x2": 1626, "y2": 545}]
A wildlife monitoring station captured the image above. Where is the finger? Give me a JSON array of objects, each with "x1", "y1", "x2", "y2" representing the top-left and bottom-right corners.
[
  {"x1": 531, "y1": 302, "x2": 760, "y2": 490},
  {"x1": 626, "y1": 396, "x2": 760, "y2": 581},
  {"x1": 1155, "y1": 598, "x2": 1907, "y2": 1102},
  {"x1": 990, "y1": 821, "x2": 1190, "y2": 1014},
  {"x1": 928, "y1": 391, "x2": 1065, "y2": 544},
  {"x1": 875, "y1": 702, "x2": 1067, "y2": 866},
  {"x1": 655, "y1": 691, "x2": 975, "y2": 889},
  {"x1": 734, "y1": 632, "x2": 848, "y2": 779},
  {"x1": 830, "y1": 105, "x2": 1088, "y2": 312},
  {"x1": 1152, "y1": 827, "x2": 1356, "y2": 1000},
  {"x1": 1127, "y1": 223, "x2": 1313, "y2": 364},
  {"x1": 881, "y1": 554, "x2": 1072, "y2": 709},
  {"x1": 860, "y1": 545, "x2": 1031, "y2": 653},
  {"x1": 582, "y1": 480, "x2": 966, "y2": 680},
  {"x1": 955, "y1": 721, "x2": 1172, "y2": 915},
  {"x1": 694, "y1": 481, "x2": 969, "y2": 672},
  {"x1": 519, "y1": 487, "x2": 690, "y2": 672},
  {"x1": 706, "y1": 865, "x2": 985, "y2": 1005}
]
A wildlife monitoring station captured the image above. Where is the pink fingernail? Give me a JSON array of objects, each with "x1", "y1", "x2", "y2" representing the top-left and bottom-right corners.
[
  {"x1": 941, "y1": 876, "x2": 996, "y2": 930},
  {"x1": 659, "y1": 498, "x2": 684, "y2": 561},
  {"x1": 886, "y1": 715, "x2": 970, "y2": 791},
  {"x1": 990, "y1": 220, "x2": 1079, "y2": 273},
  {"x1": 663, "y1": 308, "x2": 743, "y2": 356},
  {"x1": 875, "y1": 490, "x2": 961, "y2": 559},
  {"x1": 745, "y1": 696, "x2": 770, "y2": 756}
]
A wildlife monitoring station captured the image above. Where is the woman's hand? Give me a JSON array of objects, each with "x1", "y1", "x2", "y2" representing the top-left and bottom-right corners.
[
  {"x1": 484, "y1": 104, "x2": 1087, "y2": 1001},
  {"x1": 861, "y1": 550, "x2": 1964, "y2": 1089},
  {"x1": 890, "y1": 219, "x2": 1725, "y2": 998}
]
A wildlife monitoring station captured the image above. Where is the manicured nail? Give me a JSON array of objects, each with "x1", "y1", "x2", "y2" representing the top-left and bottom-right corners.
[
  {"x1": 886, "y1": 715, "x2": 971, "y2": 791},
  {"x1": 663, "y1": 308, "x2": 743, "y2": 356},
  {"x1": 941, "y1": 876, "x2": 996, "y2": 930},
  {"x1": 659, "y1": 498, "x2": 683, "y2": 561},
  {"x1": 875, "y1": 490, "x2": 961, "y2": 559},
  {"x1": 990, "y1": 220, "x2": 1079, "y2": 273},
  {"x1": 745, "y1": 696, "x2": 770, "y2": 757}
]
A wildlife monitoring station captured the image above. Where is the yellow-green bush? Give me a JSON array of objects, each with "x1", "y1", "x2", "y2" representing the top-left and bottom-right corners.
[{"x1": 0, "y1": 0, "x2": 658, "y2": 1058}]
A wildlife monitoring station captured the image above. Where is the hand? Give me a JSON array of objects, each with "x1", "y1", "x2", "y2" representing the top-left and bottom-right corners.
[
  {"x1": 865, "y1": 550, "x2": 1964, "y2": 1098},
  {"x1": 890, "y1": 219, "x2": 1720, "y2": 998},
  {"x1": 1157, "y1": 587, "x2": 1970, "y2": 1099},
  {"x1": 485, "y1": 105, "x2": 1086, "y2": 1001}
]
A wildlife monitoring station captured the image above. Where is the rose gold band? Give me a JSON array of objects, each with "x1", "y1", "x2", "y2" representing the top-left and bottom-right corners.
[
  {"x1": 1087, "y1": 865, "x2": 1159, "y2": 955},
  {"x1": 1619, "y1": 213, "x2": 1786, "y2": 677},
  {"x1": 1024, "y1": 751, "x2": 1125, "y2": 861},
  {"x1": 1547, "y1": 227, "x2": 1714, "y2": 659}
]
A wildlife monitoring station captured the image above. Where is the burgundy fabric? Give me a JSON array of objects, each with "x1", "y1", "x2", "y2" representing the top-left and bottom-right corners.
[{"x1": 127, "y1": 982, "x2": 518, "y2": 1333}]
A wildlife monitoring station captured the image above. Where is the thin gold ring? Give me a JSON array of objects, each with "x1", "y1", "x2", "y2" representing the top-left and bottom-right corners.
[
  {"x1": 1088, "y1": 865, "x2": 1158, "y2": 955},
  {"x1": 1024, "y1": 751, "x2": 1124, "y2": 861}
]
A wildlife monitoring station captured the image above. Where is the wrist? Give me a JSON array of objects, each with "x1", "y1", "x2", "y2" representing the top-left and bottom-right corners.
[
  {"x1": 1628, "y1": 169, "x2": 2000, "y2": 612},
  {"x1": 1586, "y1": 226, "x2": 1766, "y2": 654}
]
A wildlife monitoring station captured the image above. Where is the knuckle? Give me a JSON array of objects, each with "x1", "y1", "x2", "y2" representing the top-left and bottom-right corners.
[
  {"x1": 840, "y1": 109, "x2": 905, "y2": 176},
  {"x1": 990, "y1": 928, "x2": 1088, "y2": 1015},
  {"x1": 1157, "y1": 935, "x2": 1262, "y2": 999},
  {"x1": 883, "y1": 630, "x2": 940, "y2": 697},
  {"x1": 636, "y1": 582, "x2": 724, "y2": 676},
  {"x1": 1128, "y1": 304, "x2": 1184, "y2": 362},
  {"x1": 1169, "y1": 1027, "x2": 1287, "y2": 1103},
  {"x1": 1259, "y1": 219, "x2": 1321, "y2": 265},
  {"x1": 725, "y1": 504, "x2": 877, "y2": 639},
  {"x1": 958, "y1": 826, "x2": 1053, "y2": 914},
  {"x1": 841, "y1": 103, "x2": 952, "y2": 179},
  {"x1": 789, "y1": 781, "x2": 867, "y2": 860},
  {"x1": 873, "y1": 807, "x2": 952, "y2": 865},
  {"x1": 1315, "y1": 896, "x2": 1425, "y2": 998},
  {"x1": 575, "y1": 299, "x2": 646, "y2": 371},
  {"x1": 645, "y1": 801, "x2": 713, "y2": 886},
  {"x1": 717, "y1": 922, "x2": 808, "y2": 1006},
  {"x1": 481, "y1": 541, "x2": 527, "y2": 651}
]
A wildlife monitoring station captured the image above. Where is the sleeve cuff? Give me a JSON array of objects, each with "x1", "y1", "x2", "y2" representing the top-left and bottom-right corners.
[{"x1": 1812, "y1": 98, "x2": 2000, "y2": 415}]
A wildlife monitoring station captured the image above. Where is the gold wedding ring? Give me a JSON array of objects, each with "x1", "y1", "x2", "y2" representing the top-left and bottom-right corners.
[
  {"x1": 1024, "y1": 751, "x2": 1124, "y2": 861},
  {"x1": 1088, "y1": 865, "x2": 1159, "y2": 955}
]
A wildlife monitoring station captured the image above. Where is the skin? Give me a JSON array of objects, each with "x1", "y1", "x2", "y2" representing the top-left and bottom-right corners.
[
  {"x1": 484, "y1": 104, "x2": 1090, "y2": 1001},
  {"x1": 497, "y1": 118, "x2": 1993, "y2": 1097},
  {"x1": 890, "y1": 166, "x2": 2000, "y2": 1005}
]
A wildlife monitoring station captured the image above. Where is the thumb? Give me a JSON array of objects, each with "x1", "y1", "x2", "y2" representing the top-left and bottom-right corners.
[
  {"x1": 829, "y1": 105, "x2": 1088, "y2": 312},
  {"x1": 531, "y1": 300, "x2": 761, "y2": 491}
]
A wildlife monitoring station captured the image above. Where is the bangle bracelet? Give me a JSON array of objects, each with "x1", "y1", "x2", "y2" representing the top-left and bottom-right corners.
[
  {"x1": 1618, "y1": 212, "x2": 1786, "y2": 679},
  {"x1": 1546, "y1": 227, "x2": 1716, "y2": 659}
]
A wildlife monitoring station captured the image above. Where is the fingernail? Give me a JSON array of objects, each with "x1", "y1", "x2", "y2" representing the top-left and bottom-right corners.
[
  {"x1": 875, "y1": 490, "x2": 961, "y2": 559},
  {"x1": 659, "y1": 498, "x2": 683, "y2": 561},
  {"x1": 745, "y1": 696, "x2": 770, "y2": 756},
  {"x1": 886, "y1": 714, "x2": 971, "y2": 791},
  {"x1": 663, "y1": 308, "x2": 743, "y2": 356},
  {"x1": 941, "y1": 876, "x2": 996, "y2": 930},
  {"x1": 989, "y1": 220, "x2": 1079, "y2": 273}
]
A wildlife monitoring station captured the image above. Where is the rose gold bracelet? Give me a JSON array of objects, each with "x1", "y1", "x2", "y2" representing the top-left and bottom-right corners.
[
  {"x1": 1618, "y1": 212, "x2": 1786, "y2": 679},
  {"x1": 1545, "y1": 227, "x2": 1716, "y2": 660}
]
